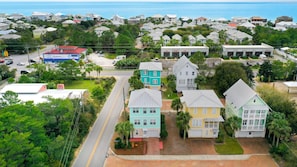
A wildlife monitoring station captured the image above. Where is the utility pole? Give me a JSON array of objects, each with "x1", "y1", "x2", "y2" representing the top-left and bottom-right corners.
[{"x1": 26, "y1": 46, "x2": 30, "y2": 65}]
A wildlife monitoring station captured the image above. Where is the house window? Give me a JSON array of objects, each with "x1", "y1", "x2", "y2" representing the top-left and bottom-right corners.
[
  {"x1": 212, "y1": 108, "x2": 216, "y2": 114},
  {"x1": 179, "y1": 79, "x2": 185, "y2": 84},
  {"x1": 249, "y1": 120, "x2": 254, "y2": 125},
  {"x1": 194, "y1": 108, "x2": 198, "y2": 114},
  {"x1": 134, "y1": 120, "x2": 140, "y2": 125},
  {"x1": 186, "y1": 71, "x2": 188, "y2": 76},
  {"x1": 255, "y1": 119, "x2": 259, "y2": 125},
  {"x1": 192, "y1": 71, "x2": 195, "y2": 76},
  {"x1": 150, "y1": 108, "x2": 156, "y2": 113},
  {"x1": 143, "y1": 108, "x2": 147, "y2": 114},
  {"x1": 143, "y1": 119, "x2": 147, "y2": 125},
  {"x1": 192, "y1": 119, "x2": 202, "y2": 127},
  {"x1": 203, "y1": 108, "x2": 207, "y2": 114},
  {"x1": 242, "y1": 120, "x2": 247, "y2": 125},
  {"x1": 143, "y1": 70, "x2": 147, "y2": 75},
  {"x1": 180, "y1": 72, "x2": 182, "y2": 76},
  {"x1": 150, "y1": 119, "x2": 156, "y2": 125},
  {"x1": 244, "y1": 110, "x2": 248, "y2": 118},
  {"x1": 260, "y1": 119, "x2": 265, "y2": 125},
  {"x1": 153, "y1": 79, "x2": 158, "y2": 84},
  {"x1": 133, "y1": 108, "x2": 139, "y2": 113},
  {"x1": 153, "y1": 71, "x2": 157, "y2": 76}
]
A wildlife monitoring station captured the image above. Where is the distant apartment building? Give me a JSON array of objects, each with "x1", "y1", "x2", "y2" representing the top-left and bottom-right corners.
[
  {"x1": 250, "y1": 16, "x2": 267, "y2": 26},
  {"x1": 161, "y1": 46, "x2": 209, "y2": 58},
  {"x1": 222, "y1": 43, "x2": 274, "y2": 57}
]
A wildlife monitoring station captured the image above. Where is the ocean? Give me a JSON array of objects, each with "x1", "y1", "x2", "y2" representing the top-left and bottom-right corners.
[{"x1": 1, "y1": 2, "x2": 297, "y2": 21}]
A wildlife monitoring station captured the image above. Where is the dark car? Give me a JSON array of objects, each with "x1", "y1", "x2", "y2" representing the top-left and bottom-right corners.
[
  {"x1": 5, "y1": 59, "x2": 13, "y2": 65},
  {"x1": 20, "y1": 70, "x2": 31, "y2": 74},
  {"x1": 29, "y1": 59, "x2": 37, "y2": 64}
]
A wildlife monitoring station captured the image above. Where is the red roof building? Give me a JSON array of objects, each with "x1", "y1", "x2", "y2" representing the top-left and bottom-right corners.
[{"x1": 43, "y1": 46, "x2": 86, "y2": 63}]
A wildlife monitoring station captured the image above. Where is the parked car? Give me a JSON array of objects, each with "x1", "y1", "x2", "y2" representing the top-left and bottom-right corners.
[
  {"x1": 5, "y1": 59, "x2": 13, "y2": 65},
  {"x1": 29, "y1": 59, "x2": 37, "y2": 64},
  {"x1": 20, "y1": 70, "x2": 31, "y2": 74},
  {"x1": 0, "y1": 59, "x2": 4, "y2": 63},
  {"x1": 17, "y1": 62, "x2": 26, "y2": 66}
]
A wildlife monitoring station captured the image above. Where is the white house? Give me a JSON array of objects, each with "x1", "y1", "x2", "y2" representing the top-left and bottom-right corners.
[
  {"x1": 225, "y1": 29, "x2": 253, "y2": 43},
  {"x1": 164, "y1": 14, "x2": 177, "y2": 24},
  {"x1": 206, "y1": 32, "x2": 220, "y2": 44},
  {"x1": 224, "y1": 79, "x2": 270, "y2": 138},
  {"x1": 0, "y1": 83, "x2": 87, "y2": 104},
  {"x1": 188, "y1": 35, "x2": 196, "y2": 45},
  {"x1": 94, "y1": 26, "x2": 110, "y2": 37},
  {"x1": 173, "y1": 55, "x2": 198, "y2": 92},
  {"x1": 162, "y1": 35, "x2": 171, "y2": 45},
  {"x1": 196, "y1": 34, "x2": 207, "y2": 44},
  {"x1": 31, "y1": 12, "x2": 51, "y2": 21},
  {"x1": 172, "y1": 34, "x2": 182, "y2": 44},
  {"x1": 111, "y1": 15, "x2": 125, "y2": 26}
]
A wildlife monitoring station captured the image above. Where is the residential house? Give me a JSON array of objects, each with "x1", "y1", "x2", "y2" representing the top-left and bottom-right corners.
[
  {"x1": 162, "y1": 35, "x2": 171, "y2": 46},
  {"x1": 33, "y1": 27, "x2": 47, "y2": 38},
  {"x1": 275, "y1": 16, "x2": 293, "y2": 24},
  {"x1": 250, "y1": 16, "x2": 267, "y2": 26},
  {"x1": 0, "y1": 83, "x2": 87, "y2": 104},
  {"x1": 62, "y1": 20, "x2": 76, "y2": 27},
  {"x1": 141, "y1": 22, "x2": 154, "y2": 32},
  {"x1": 196, "y1": 34, "x2": 207, "y2": 44},
  {"x1": 139, "y1": 62, "x2": 162, "y2": 90},
  {"x1": 223, "y1": 79, "x2": 269, "y2": 138},
  {"x1": 42, "y1": 45, "x2": 87, "y2": 63},
  {"x1": 94, "y1": 26, "x2": 110, "y2": 37},
  {"x1": 31, "y1": 12, "x2": 51, "y2": 21},
  {"x1": 8, "y1": 13, "x2": 24, "y2": 20},
  {"x1": 51, "y1": 13, "x2": 68, "y2": 22},
  {"x1": 0, "y1": 23, "x2": 9, "y2": 30},
  {"x1": 194, "y1": 17, "x2": 208, "y2": 25},
  {"x1": 164, "y1": 14, "x2": 177, "y2": 24},
  {"x1": 188, "y1": 35, "x2": 196, "y2": 45},
  {"x1": 172, "y1": 34, "x2": 182, "y2": 44},
  {"x1": 149, "y1": 31, "x2": 162, "y2": 44},
  {"x1": 231, "y1": 17, "x2": 249, "y2": 24},
  {"x1": 225, "y1": 29, "x2": 252, "y2": 43},
  {"x1": 206, "y1": 32, "x2": 220, "y2": 44},
  {"x1": 151, "y1": 14, "x2": 164, "y2": 22},
  {"x1": 239, "y1": 22, "x2": 256, "y2": 30},
  {"x1": 111, "y1": 15, "x2": 125, "y2": 26},
  {"x1": 180, "y1": 90, "x2": 224, "y2": 138},
  {"x1": 0, "y1": 34, "x2": 21, "y2": 40},
  {"x1": 275, "y1": 21, "x2": 297, "y2": 30},
  {"x1": 128, "y1": 88, "x2": 162, "y2": 138},
  {"x1": 0, "y1": 29, "x2": 17, "y2": 35},
  {"x1": 173, "y1": 55, "x2": 198, "y2": 92}
]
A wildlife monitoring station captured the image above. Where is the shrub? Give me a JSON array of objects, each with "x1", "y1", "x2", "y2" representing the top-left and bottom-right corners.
[
  {"x1": 215, "y1": 130, "x2": 224, "y2": 143},
  {"x1": 224, "y1": 123, "x2": 234, "y2": 137}
]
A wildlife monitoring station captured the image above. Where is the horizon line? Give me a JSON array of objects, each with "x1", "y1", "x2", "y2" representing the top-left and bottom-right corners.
[{"x1": 0, "y1": 0, "x2": 297, "y2": 2}]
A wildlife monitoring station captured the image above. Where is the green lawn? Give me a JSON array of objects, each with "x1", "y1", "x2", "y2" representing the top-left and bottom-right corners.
[
  {"x1": 214, "y1": 125, "x2": 244, "y2": 155},
  {"x1": 64, "y1": 80, "x2": 97, "y2": 92}
]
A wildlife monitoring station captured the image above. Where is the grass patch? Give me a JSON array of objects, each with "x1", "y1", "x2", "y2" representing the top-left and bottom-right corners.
[
  {"x1": 215, "y1": 135, "x2": 244, "y2": 154},
  {"x1": 64, "y1": 80, "x2": 97, "y2": 92},
  {"x1": 105, "y1": 53, "x2": 117, "y2": 59},
  {"x1": 162, "y1": 89, "x2": 178, "y2": 99},
  {"x1": 215, "y1": 124, "x2": 243, "y2": 155}
]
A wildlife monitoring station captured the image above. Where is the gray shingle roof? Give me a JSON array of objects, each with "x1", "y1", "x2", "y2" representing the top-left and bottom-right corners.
[
  {"x1": 139, "y1": 62, "x2": 162, "y2": 71},
  {"x1": 128, "y1": 88, "x2": 162, "y2": 108},
  {"x1": 173, "y1": 55, "x2": 198, "y2": 75},
  {"x1": 181, "y1": 90, "x2": 223, "y2": 108},
  {"x1": 223, "y1": 79, "x2": 256, "y2": 109}
]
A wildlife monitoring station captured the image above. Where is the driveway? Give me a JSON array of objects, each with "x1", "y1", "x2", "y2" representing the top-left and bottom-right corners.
[{"x1": 88, "y1": 53, "x2": 114, "y2": 68}]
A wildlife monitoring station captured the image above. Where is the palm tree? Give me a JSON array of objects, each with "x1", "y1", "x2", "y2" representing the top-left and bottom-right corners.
[
  {"x1": 115, "y1": 121, "x2": 134, "y2": 147},
  {"x1": 94, "y1": 65, "x2": 103, "y2": 78},
  {"x1": 226, "y1": 116, "x2": 242, "y2": 137},
  {"x1": 176, "y1": 111, "x2": 192, "y2": 140},
  {"x1": 171, "y1": 98, "x2": 183, "y2": 113},
  {"x1": 268, "y1": 114, "x2": 291, "y2": 147}
]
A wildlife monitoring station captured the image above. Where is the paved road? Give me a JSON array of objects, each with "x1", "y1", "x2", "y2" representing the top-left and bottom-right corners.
[{"x1": 72, "y1": 76, "x2": 130, "y2": 167}]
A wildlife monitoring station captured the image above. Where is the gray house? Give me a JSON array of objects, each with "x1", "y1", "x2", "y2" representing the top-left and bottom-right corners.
[
  {"x1": 224, "y1": 79, "x2": 270, "y2": 138},
  {"x1": 173, "y1": 55, "x2": 198, "y2": 92}
]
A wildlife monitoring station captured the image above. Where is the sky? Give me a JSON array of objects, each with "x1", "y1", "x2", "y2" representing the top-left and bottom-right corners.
[{"x1": 0, "y1": 0, "x2": 296, "y2": 2}]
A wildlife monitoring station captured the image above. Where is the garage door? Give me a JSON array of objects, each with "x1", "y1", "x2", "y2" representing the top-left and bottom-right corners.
[
  {"x1": 148, "y1": 129, "x2": 160, "y2": 138},
  {"x1": 188, "y1": 130, "x2": 202, "y2": 138}
]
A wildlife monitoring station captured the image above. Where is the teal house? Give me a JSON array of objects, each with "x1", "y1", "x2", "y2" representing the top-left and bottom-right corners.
[
  {"x1": 128, "y1": 88, "x2": 162, "y2": 138},
  {"x1": 223, "y1": 79, "x2": 270, "y2": 138},
  {"x1": 139, "y1": 62, "x2": 162, "y2": 90}
]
